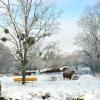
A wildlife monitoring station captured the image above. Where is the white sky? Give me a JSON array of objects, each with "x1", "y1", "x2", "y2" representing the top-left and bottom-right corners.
[
  {"x1": 45, "y1": 19, "x2": 80, "y2": 54},
  {"x1": 45, "y1": 0, "x2": 99, "y2": 54}
]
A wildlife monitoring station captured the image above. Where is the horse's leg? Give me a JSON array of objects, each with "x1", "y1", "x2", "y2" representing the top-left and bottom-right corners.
[
  {"x1": 63, "y1": 76, "x2": 64, "y2": 80},
  {"x1": 68, "y1": 76, "x2": 71, "y2": 80},
  {"x1": 63, "y1": 73, "x2": 65, "y2": 80}
]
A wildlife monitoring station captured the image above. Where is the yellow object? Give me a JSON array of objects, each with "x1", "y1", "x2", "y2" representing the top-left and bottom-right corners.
[{"x1": 14, "y1": 77, "x2": 37, "y2": 81}]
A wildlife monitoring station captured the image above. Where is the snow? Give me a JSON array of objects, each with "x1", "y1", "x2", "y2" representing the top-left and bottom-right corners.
[
  {"x1": 75, "y1": 67, "x2": 92, "y2": 75},
  {"x1": 0, "y1": 73, "x2": 100, "y2": 100}
]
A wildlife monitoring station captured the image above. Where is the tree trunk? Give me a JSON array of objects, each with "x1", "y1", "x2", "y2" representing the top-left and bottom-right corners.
[
  {"x1": 22, "y1": 67, "x2": 26, "y2": 85},
  {"x1": 21, "y1": 55, "x2": 27, "y2": 85},
  {"x1": 0, "y1": 81, "x2": 1, "y2": 96},
  {"x1": 21, "y1": 44, "x2": 28, "y2": 85}
]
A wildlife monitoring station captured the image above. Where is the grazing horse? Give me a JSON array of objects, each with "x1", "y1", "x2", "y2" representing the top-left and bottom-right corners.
[{"x1": 63, "y1": 69, "x2": 75, "y2": 80}]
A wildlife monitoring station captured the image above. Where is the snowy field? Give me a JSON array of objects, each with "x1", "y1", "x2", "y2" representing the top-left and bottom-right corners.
[{"x1": 0, "y1": 73, "x2": 100, "y2": 100}]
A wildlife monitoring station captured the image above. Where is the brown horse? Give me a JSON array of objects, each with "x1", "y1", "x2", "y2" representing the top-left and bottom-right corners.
[{"x1": 63, "y1": 69, "x2": 75, "y2": 80}]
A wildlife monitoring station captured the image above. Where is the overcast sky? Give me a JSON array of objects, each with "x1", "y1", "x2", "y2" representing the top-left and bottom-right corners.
[{"x1": 45, "y1": 0, "x2": 99, "y2": 54}]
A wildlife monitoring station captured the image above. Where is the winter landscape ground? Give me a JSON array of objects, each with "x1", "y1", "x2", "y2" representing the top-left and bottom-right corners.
[
  {"x1": 0, "y1": 0, "x2": 100, "y2": 100},
  {"x1": 0, "y1": 73, "x2": 100, "y2": 100}
]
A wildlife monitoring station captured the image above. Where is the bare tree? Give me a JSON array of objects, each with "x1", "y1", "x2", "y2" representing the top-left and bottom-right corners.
[
  {"x1": 0, "y1": 43, "x2": 15, "y2": 73},
  {"x1": 26, "y1": 42, "x2": 63, "y2": 73},
  {"x1": 75, "y1": 2, "x2": 100, "y2": 73},
  {"x1": 43, "y1": 42, "x2": 62, "y2": 69},
  {"x1": 0, "y1": 0, "x2": 60, "y2": 84}
]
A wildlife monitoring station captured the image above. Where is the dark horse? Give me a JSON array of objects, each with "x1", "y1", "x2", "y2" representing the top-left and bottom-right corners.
[{"x1": 63, "y1": 69, "x2": 75, "y2": 80}]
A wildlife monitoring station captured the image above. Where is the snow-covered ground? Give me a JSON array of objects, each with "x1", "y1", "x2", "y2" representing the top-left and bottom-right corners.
[{"x1": 0, "y1": 73, "x2": 100, "y2": 100}]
